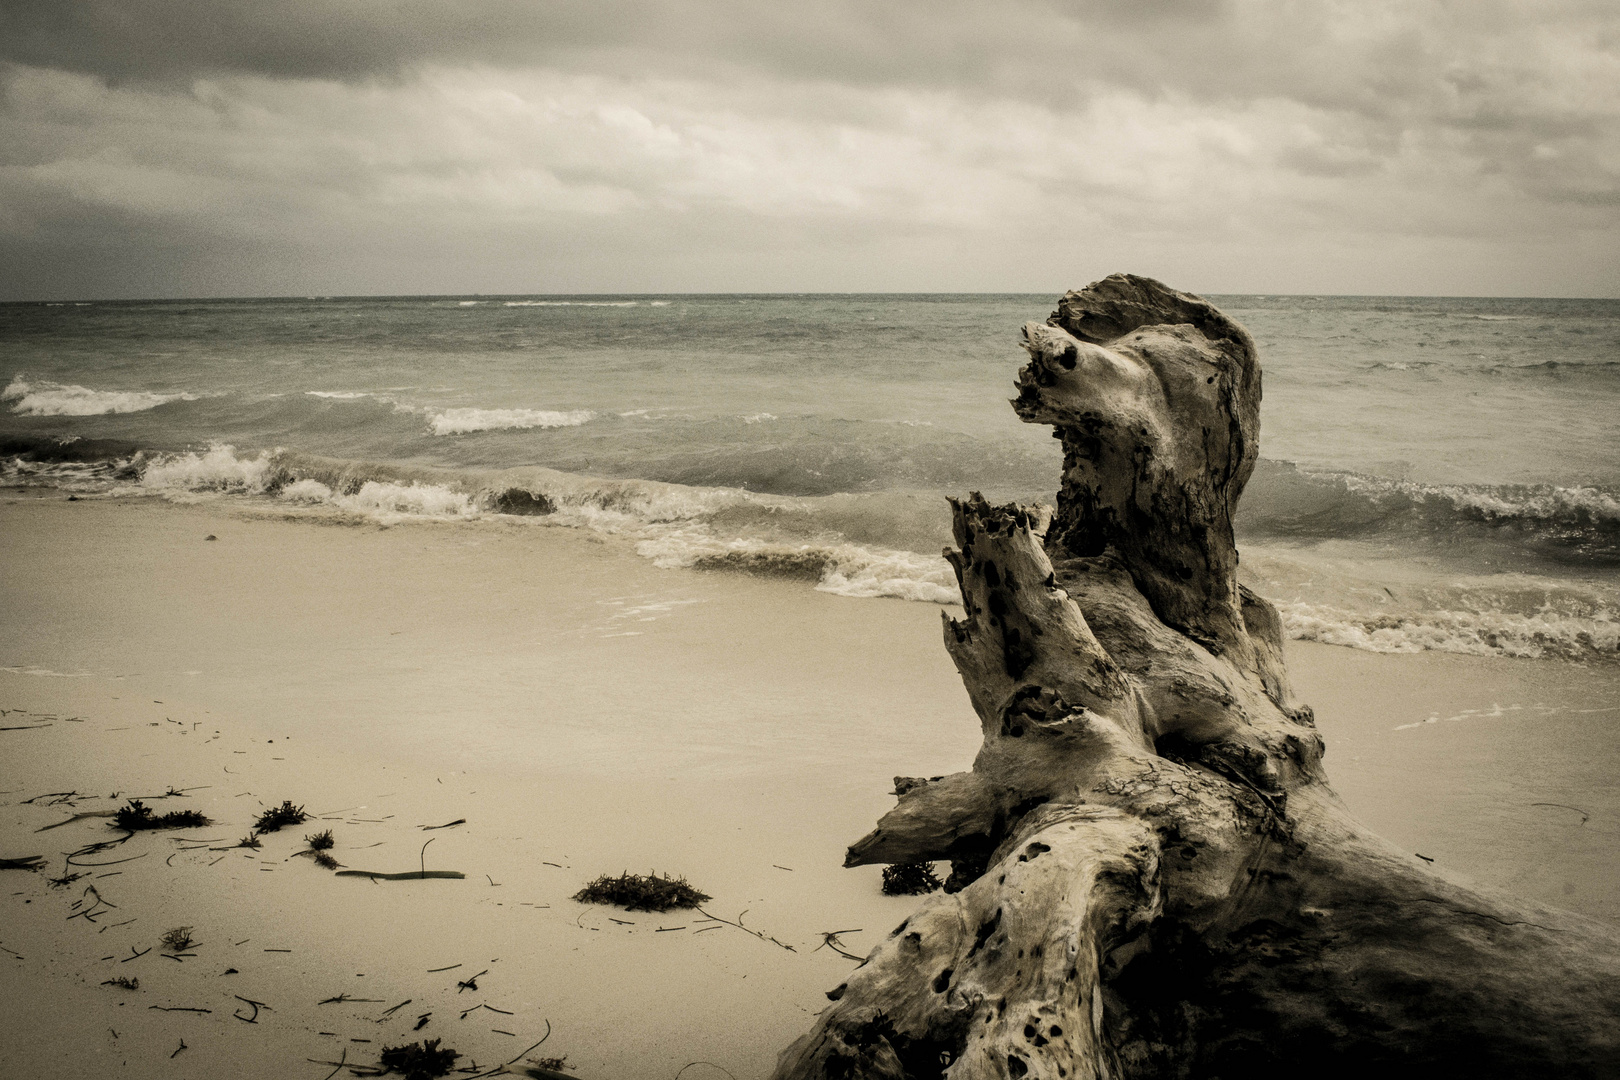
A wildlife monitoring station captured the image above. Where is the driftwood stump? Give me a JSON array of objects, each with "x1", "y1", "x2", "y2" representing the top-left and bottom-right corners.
[{"x1": 774, "y1": 275, "x2": 1620, "y2": 1079}]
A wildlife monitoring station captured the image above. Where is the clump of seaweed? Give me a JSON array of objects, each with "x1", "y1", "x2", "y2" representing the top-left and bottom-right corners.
[
  {"x1": 377, "y1": 1038, "x2": 459, "y2": 1079},
  {"x1": 572, "y1": 871, "x2": 711, "y2": 912},
  {"x1": 312, "y1": 851, "x2": 340, "y2": 870},
  {"x1": 253, "y1": 800, "x2": 307, "y2": 833},
  {"x1": 305, "y1": 829, "x2": 334, "y2": 850},
  {"x1": 101, "y1": 976, "x2": 139, "y2": 990},
  {"x1": 881, "y1": 861, "x2": 943, "y2": 896},
  {"x1": 160, "y1": 926, "x2": 196, "y2": 951},
  {"x1": 113, "y1": 800, "x2": 211, "y2": 831},
  {"x1": 237, "y1": 833, "x2": 262, "y2": 850}
]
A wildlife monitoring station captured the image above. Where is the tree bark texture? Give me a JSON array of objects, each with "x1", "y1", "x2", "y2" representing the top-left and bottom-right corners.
[{"x1": 773, "y1": 274, "x2": 1620, "y2": 1080}]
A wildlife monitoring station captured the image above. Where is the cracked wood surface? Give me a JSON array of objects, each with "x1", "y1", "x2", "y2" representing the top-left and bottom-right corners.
[{"x1": 773, "y1": 275, "x2": 1620, "y2": 1080}]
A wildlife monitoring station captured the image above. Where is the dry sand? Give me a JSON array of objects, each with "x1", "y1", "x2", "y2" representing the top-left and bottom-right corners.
[{"x1": 2, "y1": 490, "x2": 1616, "y2": 1078}]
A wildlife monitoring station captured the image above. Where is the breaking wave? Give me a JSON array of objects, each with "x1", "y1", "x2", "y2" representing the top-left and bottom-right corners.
[
  {"x1": 1277, "y1": 600, "x2": 1619, "y2": 661},
  {"x1": 427, "y1": 407, "x2": 596, "y2": 436},
  {"x1": 1239, "y1": 460, "x2": 1620, "y2": 566},
  {"x1": 4, "y1": 375, "x2": 197, "y2": 416},
  {"x1": 502, "y1": 300, "x2": 639, "y2": 307}
]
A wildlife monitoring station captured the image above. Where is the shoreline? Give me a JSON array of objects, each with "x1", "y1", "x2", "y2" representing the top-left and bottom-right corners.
[{"x1": 2, "y1": 491, "x2": 1617, "y2": 1076}]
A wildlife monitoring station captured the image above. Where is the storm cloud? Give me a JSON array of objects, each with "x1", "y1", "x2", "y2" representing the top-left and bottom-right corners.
[{"x1": 1, "y1": 0, "x2": 1616, "y2": 298}]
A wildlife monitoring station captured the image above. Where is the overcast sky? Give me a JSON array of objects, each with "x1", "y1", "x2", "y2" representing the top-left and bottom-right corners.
[{"x1": 2, "y1": 0, "x2": 1617, "y2": 299}]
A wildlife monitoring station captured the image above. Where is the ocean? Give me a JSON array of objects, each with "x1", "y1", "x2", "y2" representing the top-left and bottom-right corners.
[{"x1": 3, "y1": 292, "x2": 1617, "y2": 665}]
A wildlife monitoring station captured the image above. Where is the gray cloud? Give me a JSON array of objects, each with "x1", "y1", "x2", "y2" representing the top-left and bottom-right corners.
[{"x1": 0, "y1": 0, "x2": 1616, "y2": 298}]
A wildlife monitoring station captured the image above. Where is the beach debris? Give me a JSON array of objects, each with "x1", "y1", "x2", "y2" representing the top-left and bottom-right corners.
[
  {"x1": 0, "y1": 855, "x2": 44, "y2": 871},
  {"x1": 526, "y1": 1055, "x2": 573, "y2": 1078},
  {"x1": 235, "y1": 834, "x2": 262, "y2": 849},
  {"x1": 419, "y1": 819, "x2": 465, "y2": 831},
  {"x1": 333, "y1": 837, "x2": 463, "y2": 880},
  {"x1": 377, "y1": 1038, "x2": 459, "y2": 1079},
  {"x1": 377, "y1": 999, "x2": 412, "y2": 1021},
  {"x1": 880, "y1": 861, "x2": 942, "y2": 895},
  {"x1": 101, "y1": 976, "x2": 139, "y2": 990},
  {"x1": 313, "y1": 851, "x2": 340, "y2": 870},
  {"x1": 252, "y1": 800, "x2": 308, "y2": 832},
  {"x1": 456, "y1": 970, "x2": 488, "y2": 993},
  {"x1": 572, "y1": 872, "x2": 711, "y2": 912},
  {"x1": 814, "y1": 930, "x2": 866, "y2": 961},
  {"x1": 694, "y1": 908, "x2": 796, "y2": 952},
  {"x1": 335, "y1": 869, "x2": 465, "y2": 881},
  {"x1": 21, "y1": 791, "x2": 83, "y2": 805},
  {"x1": 67, "y1": 884, "x2": 118, "y2": 923},
  {"x1": 112, "y1": 800, "x2": 211, "y2": 831},
  {"x1": 37, "y1": 810, "x2": 119, "y2": 832},
  {"x1": 672, "y1": 1063, "x2": 737, "y2": 1080},
  {"x1": 305, "y1": 829, "x2": 335, "y2": 850},
  {"x1": 413, "y1": 1013, "x2": 432, "y2": 1031},
  {"x1": 48, "y1": 871, "x2": 86, "y2": 888},
  {"x1": 160, "y1": 927, "x2": 196, "y2": 951},
  {"x1": 1531, "y1": 801, "x2": 1591, "y2": 825},
  {"x1": 233, "y1": 995, "x2": 270, "y2": 1022},
  {"x1": 171, "y1": 1039, "x2": 188, "y2": 1058}
]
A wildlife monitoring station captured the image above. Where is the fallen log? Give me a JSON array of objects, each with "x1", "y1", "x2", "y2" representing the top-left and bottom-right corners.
[{"x1": 774, "y1": 275, "x2": 1620, "y2": 1079}]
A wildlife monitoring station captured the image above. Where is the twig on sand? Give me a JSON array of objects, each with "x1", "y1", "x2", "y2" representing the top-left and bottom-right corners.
[
  {"x1": 334, "y1": 869, "x2": 464, "y2": 881},
  {"x1": 1531, "y1": 802, "x2": 1591, "y2": 825},
  {"x1": 694, "y1": 908, "x2": 797, "y2": 952},
  {"x1": 456, "y1": 970, "x2": 489, "y2": 993},
  {"x1": 149, "y1": 1005, "x2": 211, "y2": 1014},
  {"x1": 377, "y1": 999, "x2": 412, "y2": 1020},
  {"x1": 170, "y1": 1040, "x2": 187, "y2": 1059},
  {"x1": 459, "y1": 1003, "x2": 514, "y2": 1020},
  {"x1": 419, "y1": 819, "x2": 466, "y2": 830},
  {"x1": 1, "y1": 855, "x2": 44, "y2": 870},
  {"x1": 21, "y1": 791, "x2": 82, "y2": 805},
  {"x1": 463, "y1": 1019, "x2": 551, "y2": 1079},
  {"x1": 814, "y1": 930, "x2": 866, "y2": 962},
  {"x1": 674, "y1": 1062, "x2": 740, "y2": 1080},
  {"x1": 311, "y1": 1047, "x2": 347, "y2": 1080},
  {"x1": 36, "y1": 811, "x2": 118, "y2": 832},
  {"x1": 233, "y1": 995, "x2": 270, "y2": 1023}
]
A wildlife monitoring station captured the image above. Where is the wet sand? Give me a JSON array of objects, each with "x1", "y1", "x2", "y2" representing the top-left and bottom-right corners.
[{"x1": 1, "y1": 491, "x2": 1616, "y2": 1077}]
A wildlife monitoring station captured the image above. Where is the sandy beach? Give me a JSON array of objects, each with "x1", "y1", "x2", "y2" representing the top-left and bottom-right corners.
[{"x1": 3, "y1": 489, "x2": 1617, "y2": 1078}]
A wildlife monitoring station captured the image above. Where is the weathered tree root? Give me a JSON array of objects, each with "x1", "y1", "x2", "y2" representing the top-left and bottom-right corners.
[{"x1": 775, "y1": 275, "x2": 1620, "y2": 1079}]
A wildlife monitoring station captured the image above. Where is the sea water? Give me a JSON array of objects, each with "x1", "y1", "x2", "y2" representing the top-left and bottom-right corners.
[{"x1": 2, "y1": 293, "x2": 1616, "y2": 664}]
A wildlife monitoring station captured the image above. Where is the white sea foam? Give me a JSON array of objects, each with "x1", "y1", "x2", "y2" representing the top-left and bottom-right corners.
[
  {"x1": 305, "y1": 391, "x2": 373, "y2": 400},
  {"x1": 503, "y1": 300, "x2": 638, "y2": 307},
  {"x1": 1334, "y1": 472, "x2": 1620, "y2": 526},
  {"x1": 330, "y1": 481, "x2": 476, "y2": 521},
  {"x1": 141, "y1": 445, "x2": 274, "y2": 493},
  {"x1": 277, "y1": 478, "x2": 335, "y2": 504},
  {"x1": 428, "y1": 407, "x2": 596, "y2": 436},
  {"x1": 3, "y1": 374, "x2": 196, "y2": 416},
  {"x1": 1276, "y1": 600, "x2": 1619, "y2": 660},
  {"x1": 817, "y1": 548, "x2": 959, "y2": 603},
  {"x1": 0, "y1": 665, "x2": 92, "y2": 677},
  {"x1": 742, "y1": 413, "x2": 777, "y2": 424}
]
